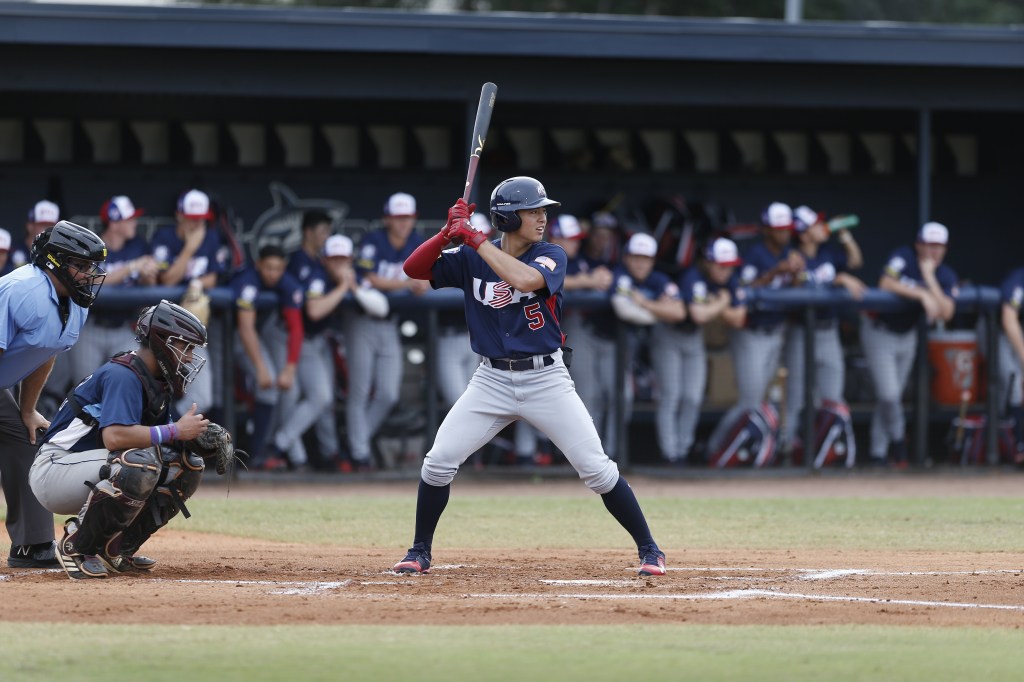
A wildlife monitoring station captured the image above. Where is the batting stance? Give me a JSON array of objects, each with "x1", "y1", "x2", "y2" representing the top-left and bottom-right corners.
[
  {"x1": 29, "y1": 301, "x2": 229, "y2": 579},
  {"x1": 396, "y1": 176, "x2": 666, "y2": 577}
]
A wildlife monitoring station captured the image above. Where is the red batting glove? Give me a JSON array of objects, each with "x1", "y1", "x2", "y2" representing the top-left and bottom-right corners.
[
  {"x1": 442, "y1": 219, "x2": 488, "y2": 250},
  {"x1": 447, "y1": 198, "x2": 476, "y2": 227}
]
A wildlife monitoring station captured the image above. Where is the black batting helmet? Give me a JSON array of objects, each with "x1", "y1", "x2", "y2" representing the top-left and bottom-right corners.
[
  {"x1": 32, "y1": 220, "x2": 107, "y2": 308},
  {"x1": 136, "y1": 300, "x2": 208, "y2": 399},
  {"x1": 489, "y1": 176, "x2": 560, "y2": 233}
]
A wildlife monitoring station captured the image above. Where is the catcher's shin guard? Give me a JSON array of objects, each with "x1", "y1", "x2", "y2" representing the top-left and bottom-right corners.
[
  {"x1": 115, "y1": 447, "x2": 204, "y2": 563},
  {"x1": 69, "y1": 448, "x2": 161, "y2": 557}
]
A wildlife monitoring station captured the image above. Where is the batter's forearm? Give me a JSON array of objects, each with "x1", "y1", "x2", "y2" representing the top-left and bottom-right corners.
[{"x1": 476, "y1": 242, "x2": 545, "y2": 292}]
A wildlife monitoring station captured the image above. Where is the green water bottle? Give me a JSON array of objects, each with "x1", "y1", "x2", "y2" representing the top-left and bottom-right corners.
[{"x1": 828, "y1": 215, "x2": 859, "y2": 232}]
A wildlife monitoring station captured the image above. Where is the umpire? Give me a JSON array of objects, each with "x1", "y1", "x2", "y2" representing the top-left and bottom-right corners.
[{"x1": 1, "y1": 221, "x2": 106, "y2": 568}]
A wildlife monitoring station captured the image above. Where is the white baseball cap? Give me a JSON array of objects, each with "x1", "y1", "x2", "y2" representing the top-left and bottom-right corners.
[
  {"x1": 324, "y1": 234, "x2": 354, "y2": 258},
  {"x1": 762, "y1": 202, "x2": 794, "y2": 229},
  {"x1": 626, "y1": 233, "x2": 658, "y2": 258},
  {"x1": 469, "y1": 212, "x2": 493, "y2": 235},
  {"x1": 706, "y1": 237, "x2": 742, "y2": 266},
  {"x1": 917, "y1": 221, "x2": 949, "y2": 245},
  {"x1": 28, "y1": 200, "x2": 60, "y2": 225},
  {"x1": 385, "y1": 192, "x2": 416, "y2": 217},
  {"x1": 0, "y1": 228, "x2": 11, "y2": 251},
  {"x1": 549, "y1": 214, "x2": 584, "y2": 240},
  {"x1": 177, "y1": 189, "x2": 213, "y2": 220},
  {"x1": 102, "y1": 195, "x2": 143, "y2": 224},
  {"x1": 793, "y1": 205, "x2": 822, "y2": 233}
]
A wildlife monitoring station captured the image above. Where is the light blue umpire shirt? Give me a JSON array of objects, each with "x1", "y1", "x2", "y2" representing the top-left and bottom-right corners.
[{"x1": 0, "y1": 265, "x2": 88, "y2": 390}]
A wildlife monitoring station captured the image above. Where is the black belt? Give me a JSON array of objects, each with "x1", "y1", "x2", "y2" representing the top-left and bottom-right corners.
[{"x1": 488, "y1": 354, "x2": 555, "y2": 371}]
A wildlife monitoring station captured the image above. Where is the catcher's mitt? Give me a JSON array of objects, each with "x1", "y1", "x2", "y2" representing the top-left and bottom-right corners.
[{"x1": 181, "y1": 422, "x2": 244, "y2": 475}]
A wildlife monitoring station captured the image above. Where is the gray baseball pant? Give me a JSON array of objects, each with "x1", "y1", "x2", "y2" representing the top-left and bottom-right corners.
[
  {"x1": 565, "y1": 317, "x2": 622, "y2": 458},
  {"x1": 69, "y1": 323, "x2": 138, "y2": 386},
  {"x1": 273, "y1": 333, "x2": 337, "y2": 463},
  {"x1": 708, "y1": 326, "x2": 785, "y2": 452},
  {"x1": 343, "y1": 315, "x2": 403, "y2": 462},
  {"x1": 421, "y1": 350, "x2": 619, "y2": 494},
  {"x1": 859, "y1": 317, "x2": 917, "y2": 458},
  {"x1": 781, "y1": 322, "x2": 845, "y2": 447},
  {"x1": 651, "y1": 325, "x2": 706, "y2": 462}
]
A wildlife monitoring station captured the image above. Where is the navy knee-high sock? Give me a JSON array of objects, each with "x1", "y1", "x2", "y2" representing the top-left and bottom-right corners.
[
  {"x1": 412, "y1": 479, "x2": 450, "y2": 550},
  {"x1": 601, "y1": 477, "x2": 656, "y2": 549}
]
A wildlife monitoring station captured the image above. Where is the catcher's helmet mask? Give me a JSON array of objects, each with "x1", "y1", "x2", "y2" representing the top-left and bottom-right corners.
[
  {"x1": 489, "y1": 176, "x2": 561, "y2": 233},
  {"x1": 32, "y1": 220, "x2": 107, "y2": 308},
  {"x1": 136, "y1": 300, "x2": 208, "y2": 399}
]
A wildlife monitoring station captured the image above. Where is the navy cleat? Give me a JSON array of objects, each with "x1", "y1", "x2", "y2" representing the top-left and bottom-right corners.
[
  {"x1": 638, "y1": 545, "x2": 666, "y2": 577},
  {"x1": 393, "y1": 544, "x2": 431, "y2": 574},
  {"x1": 8, "y1": 541, "x2": 60, "y2": 569}
]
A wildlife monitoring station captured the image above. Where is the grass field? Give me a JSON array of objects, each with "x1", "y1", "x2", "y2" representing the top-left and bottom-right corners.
[{"x1": 2, "y1": 478, "x2": 1023, "y2": 681}]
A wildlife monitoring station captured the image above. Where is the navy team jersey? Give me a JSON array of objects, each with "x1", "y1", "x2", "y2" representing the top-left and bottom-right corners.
[
  {"x1": 677, "y1": 266, "x2": 740, "y2": 332},
  {"x1": 590, "y1": 265, "x2": 679, "y2": 337},
  {"x1": 288, "y1": 250, "x2": 335, "y2": 338},
  {"x1": 739, "y1": 240, "x2": 796, "y2": 330},
  {"x1": 875, "y1": 245, "x2": 959, "y2": 333},
  {"x1": 150, "y1": 225, "x2": 227, "y2": 282},
  {"x1": 431, "y1": 238, "x2": 566, "y2": 358},
  {"x1": 41, "y1": 361, "x2": 170, "y2": 453},
  {"x1": 96, "y1": 236, "x2": 153, "y2": 327},
  {"x1": 9, "y1": 244, "x2": 30, "y2": 270},
  {"x1": 231, "y1": 266, "x2": 304, "y2": 330},
  {"x1": 797, "y1": 243, "x2": 849, "y2": 321},
  {"x1": 355, "y1": 229, "x2": 424, "y2": 284},
  {"x1": 1000, "y1": 267, "x2": 1024, "y2": 323}
]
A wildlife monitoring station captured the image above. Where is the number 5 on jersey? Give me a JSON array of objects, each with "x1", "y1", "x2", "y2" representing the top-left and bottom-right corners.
[{"x1": 524, "y1": 302, "x2": 545, "y2": 330}]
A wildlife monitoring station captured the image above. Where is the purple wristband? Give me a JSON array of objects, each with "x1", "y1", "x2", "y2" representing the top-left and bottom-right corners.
[{"x1": 149, "y1": 424, "x2": 177, "y2": 445}]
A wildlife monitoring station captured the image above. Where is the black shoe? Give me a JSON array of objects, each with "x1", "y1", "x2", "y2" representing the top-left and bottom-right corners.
[{"x1": 8, "y1": 541, "x2": 59, "y2": 568}]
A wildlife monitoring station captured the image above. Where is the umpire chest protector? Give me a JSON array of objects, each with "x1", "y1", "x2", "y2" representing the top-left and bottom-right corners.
[{"x1": 110, "y1": 352, "x2": 172, "y2": 426}]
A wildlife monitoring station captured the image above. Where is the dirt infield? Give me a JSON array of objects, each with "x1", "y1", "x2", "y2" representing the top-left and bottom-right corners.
[{"x1": 2, "y1": 475, "x2": 1022, "y2": 629}]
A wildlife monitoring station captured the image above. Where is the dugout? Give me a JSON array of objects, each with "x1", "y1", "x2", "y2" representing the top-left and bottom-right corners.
[{"x1": 1, "y1": 3, "x2": 1022, "y2": 468}]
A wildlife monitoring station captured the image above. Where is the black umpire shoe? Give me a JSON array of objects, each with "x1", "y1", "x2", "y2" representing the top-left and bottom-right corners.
[{"x1": 8, "y1": 541, "x2": 60, "y2": 568}]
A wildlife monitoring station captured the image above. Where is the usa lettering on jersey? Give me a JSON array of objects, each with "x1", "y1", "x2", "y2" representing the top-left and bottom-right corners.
[{"x1": 472, "y1": 278, "x2": 537, "y2": 308}]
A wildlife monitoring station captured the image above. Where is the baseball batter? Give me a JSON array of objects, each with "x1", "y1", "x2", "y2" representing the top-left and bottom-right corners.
[{"x1": 394, "y1": 176, "x2": 666, "y2": 577}]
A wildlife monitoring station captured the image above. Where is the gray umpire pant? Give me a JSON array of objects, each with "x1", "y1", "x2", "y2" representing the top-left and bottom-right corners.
[
  {"x1": 0, "y1": 388, "x2": 55, "y2": 546},
  {"x1": 708, "y1": 326, "x2": 785, "y2": 452},
  {"x1": 781, "y1": 321, "x2": 846, "y2": 447},
  {"x1": 564, "y1": 316, "x2": 622, "y2": 458},
  {"x1": 274, "y1": 333, "x2": 338, "y2": 463},
  {"x1": 651, "y1": 325, "x2": 705, "y2": 462},
  {"x1": 859, "y1": 316, "x2": 917, "y2": 458},
  {"x1": 342, "y1": 314, "x2": 403, "y2": 463}
]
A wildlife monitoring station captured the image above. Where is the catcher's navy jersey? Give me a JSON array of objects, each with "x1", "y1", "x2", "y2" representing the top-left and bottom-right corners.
[
  {"x1": 431, "y1": 239, "x2": 566, "y2": 358},
  {"x1": 42, "y1": 360, "x2": 171, "y2": 453},
  {"x1": 1000, "y1": 267, "x2": 1024, "y2": 323},
  {"x1": 355, "y1": 229, "x2": 424, "y2": 283},
  {"x1": 876, "y1": 246, "x2": 958, "y2": 333}
]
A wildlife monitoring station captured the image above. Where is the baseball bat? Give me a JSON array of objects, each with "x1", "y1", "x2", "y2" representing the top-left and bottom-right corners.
[{"x1": 463, "y1": 82, "x2": 497, "y2": 202}]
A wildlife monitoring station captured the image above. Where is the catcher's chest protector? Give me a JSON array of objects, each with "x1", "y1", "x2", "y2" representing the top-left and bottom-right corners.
[
  {"x1": 111, "y1": 352, "x2": 172, "y2": 425},
  {"x1": 709, "y1": 403, "x2": 779, "y2": 468}
]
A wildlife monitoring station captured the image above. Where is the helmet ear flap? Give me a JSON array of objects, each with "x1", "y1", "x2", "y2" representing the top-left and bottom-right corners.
[{"x1": 492, "y1": 209, "x2": 521, "y2": 233}]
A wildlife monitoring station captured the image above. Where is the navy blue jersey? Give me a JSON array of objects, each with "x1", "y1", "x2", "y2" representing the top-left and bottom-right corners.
[
  {"x1": 677, "y1": 266, "x2": 740, "y2": 332},
  {"x1": 590, "y1": 265, "x2": 679, "y2": 336},
  {"x1": 9, "y1": 244, "x2": 31, "y2": 270},
  {"x1": 431, "y1": 239, "x2": 566, "y2": 358},
  {"x1": 876, "y1": 246, "x2": 959, "y2": 333},
  {"x1": 1000, "y1": 267, "x2": 1024, "y2": 323},
  {"x1": 231, "y1": 266, "x2": 304, "y2": 330},
  {"x1": 41, "y1": 360, "x2": 171, "y2": 452},
  {"x1": 151, "y1": 225, "x2": 226, "y2": 282},
  {"x1": 96, "y1": 236, "x2": 153, "y2": 327},
  {"x1": 288, "y1": 249, "x2": 337, "y2": 338},
  {"x1": 739, "y1": 240, "x2": 796, "y2": 330},
  {"x1": 797, "y1": 243, "x2": 849, "y2": 321},
  {"x1": 355, "y1": 229, "x2": 424, "y2": 284}
]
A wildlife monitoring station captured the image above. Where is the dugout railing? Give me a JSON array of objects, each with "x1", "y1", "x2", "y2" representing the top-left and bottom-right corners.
[{"x1": 91, "y1": 285, "x2": 1004, "y2": 470}]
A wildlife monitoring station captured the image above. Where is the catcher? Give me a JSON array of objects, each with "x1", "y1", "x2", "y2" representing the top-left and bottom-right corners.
[{"x1": 29, "y1": 300, "x2": 238, "y2": 579}]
